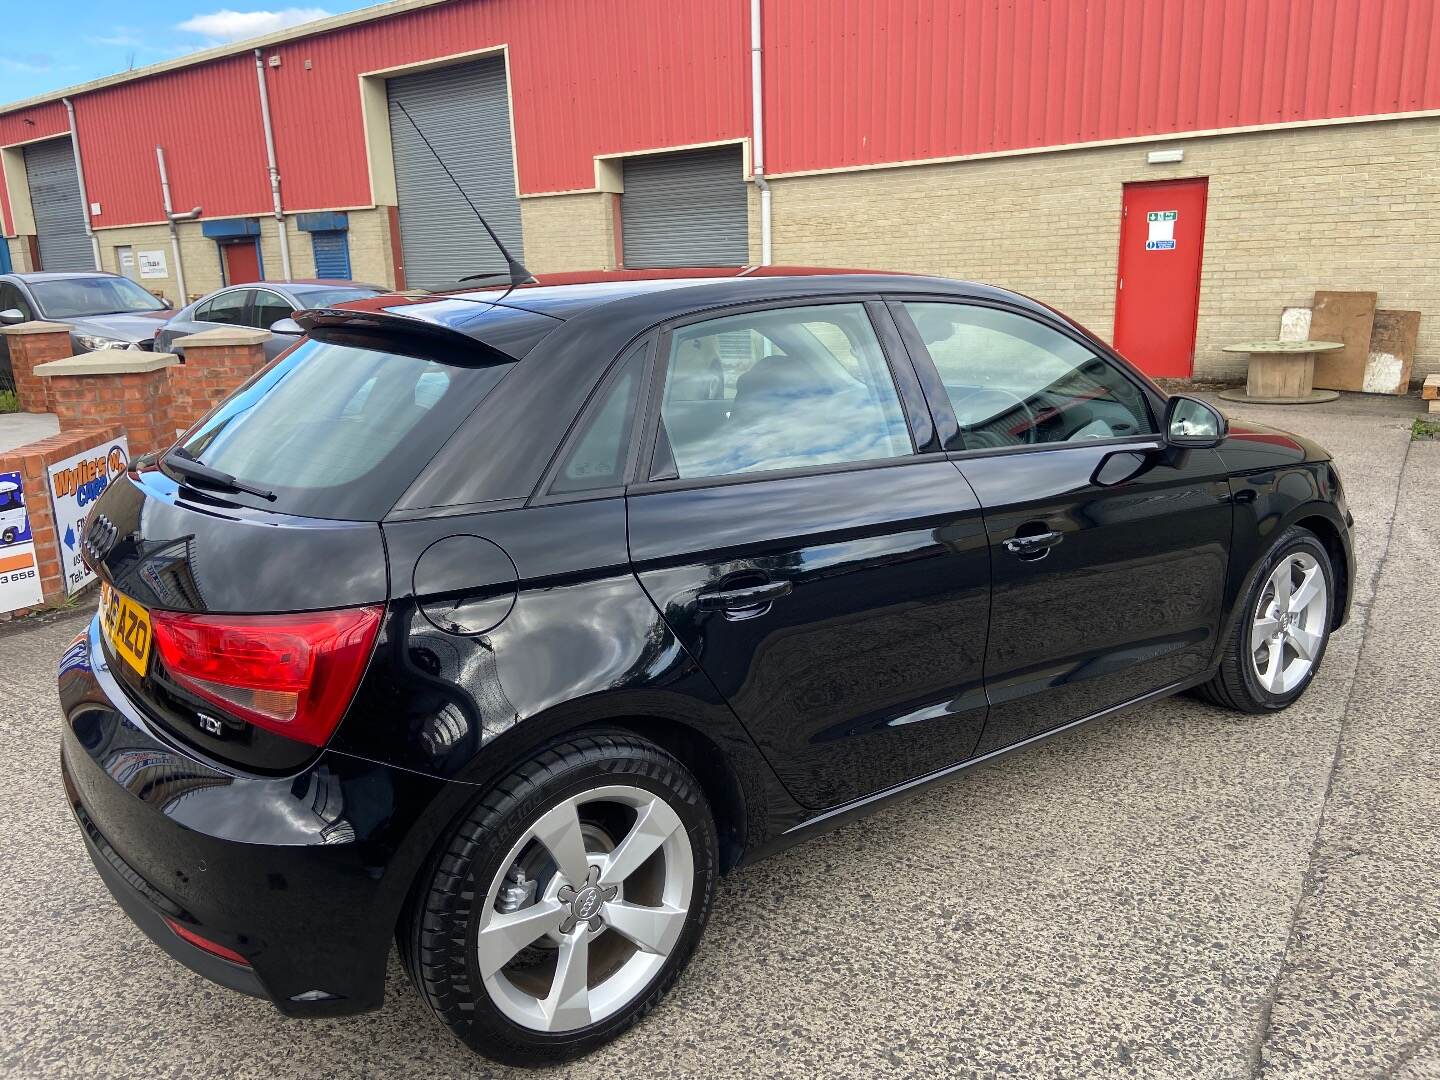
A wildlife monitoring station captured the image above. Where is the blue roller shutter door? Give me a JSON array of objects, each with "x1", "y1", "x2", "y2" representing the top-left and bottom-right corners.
[{"x1": 311, "y1": 231, "x2": 351, "y2": 279}]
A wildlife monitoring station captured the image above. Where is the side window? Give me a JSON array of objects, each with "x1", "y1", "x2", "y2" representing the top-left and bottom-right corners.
[
  {"x1": 0, "y1": 283, "x2": 32, "y2": 319},
  {"x1": 250, "y1": 290, "x2": 292, "y2": 331},
  {"x1": 655, "y1": 303, "x2": 912, "y2": 481},
  {"x1": 196, "y1": 290, "x2": 250, "y2": 326},
  {"x1": 550, "y1": 343, "x2": 646, "y2": 494},
  {"x1": 902, "y1": 302, "x2": 1155, "y2": 450}
]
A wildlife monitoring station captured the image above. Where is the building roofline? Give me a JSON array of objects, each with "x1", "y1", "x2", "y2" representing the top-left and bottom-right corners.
[{"x1": 0, "y1": 0, "x2": 450, "y2": 116}]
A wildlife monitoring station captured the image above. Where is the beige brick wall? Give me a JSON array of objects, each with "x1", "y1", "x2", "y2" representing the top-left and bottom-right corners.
[
  {"x1": 765, "y1": 116, "x2": 1440, "y2": 382},
  {"x1": 86, "y1": 207, "x2": 400, "y2": 302},
  {"x1": 520, "y1": 192, "x2": 615, "y2": 274}
]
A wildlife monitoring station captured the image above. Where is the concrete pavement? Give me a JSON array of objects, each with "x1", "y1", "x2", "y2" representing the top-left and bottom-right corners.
[{"x1": 0, "y1": 397, "x2": 1435, "y2": 1079}]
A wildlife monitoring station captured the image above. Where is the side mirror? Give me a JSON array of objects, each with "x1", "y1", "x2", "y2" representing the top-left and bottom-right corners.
[
  {"x1": 1165, "y1": 394, "x2": 1227, "y2": 449},
  {"x1": 0, "y1": 308, "x2": 25, "y2": 325},
  {"x1": 269, "y1": 317, "x2": 303, "y2": 335}
]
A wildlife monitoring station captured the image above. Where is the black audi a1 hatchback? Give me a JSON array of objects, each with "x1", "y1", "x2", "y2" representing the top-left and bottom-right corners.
[{"x1": 60, "y1": 267, "x2": 1354, "y2": 1065}]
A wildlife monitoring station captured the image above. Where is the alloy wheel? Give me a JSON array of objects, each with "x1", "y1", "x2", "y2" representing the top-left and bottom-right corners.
[
  {"x1": 475, "y1": 784, "x2": 693, "y2": 1033},
  {"x1": 1250, "y1": 551, "x2": 1328, "y2": 695}
]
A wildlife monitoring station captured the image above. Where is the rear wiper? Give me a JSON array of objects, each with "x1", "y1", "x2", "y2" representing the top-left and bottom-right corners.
[{"x1": 163, "y1": 450, "x2": 276, "y2": 501}]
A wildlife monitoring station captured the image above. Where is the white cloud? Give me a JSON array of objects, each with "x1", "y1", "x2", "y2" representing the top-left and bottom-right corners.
[{"x1": 177, "y1": 7, "x2": 331, "y2": 42}]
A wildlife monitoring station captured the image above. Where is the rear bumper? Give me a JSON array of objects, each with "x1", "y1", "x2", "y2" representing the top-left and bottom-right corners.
[{"x1": 58, "y1": 616, "x2": 470, "y2": 1017}]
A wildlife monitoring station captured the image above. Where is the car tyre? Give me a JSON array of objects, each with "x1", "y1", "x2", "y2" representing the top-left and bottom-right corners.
[
  {"x1": 1194, "y1": 525, "x2": 1334, "y2": 713},
  {"x1": 400, "y1": 732, "x2": 717, "y2": 1066},
  {"x1": 1, "y1": 527, "x2": 15, "y2": 545}
]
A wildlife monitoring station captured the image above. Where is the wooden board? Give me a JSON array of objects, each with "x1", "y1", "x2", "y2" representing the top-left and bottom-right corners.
[
  {"x1": 1279, "y1": 306, "x2": 1312, "y2": 342},
  {"x1": 1309, "y1": 290, "x2": 1378, "y2": 391},
  {"x1": 1362, "y1": 309, "x2": 1421, "y2": 395}
]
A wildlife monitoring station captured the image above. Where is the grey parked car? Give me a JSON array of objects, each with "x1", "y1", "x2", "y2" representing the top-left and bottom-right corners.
[
  {"x1": 155, "y1": 280, "x2": 385, "y2": 361},
  {"x1": 0, "y1": 271, "x2": 175, "y2": 386}
]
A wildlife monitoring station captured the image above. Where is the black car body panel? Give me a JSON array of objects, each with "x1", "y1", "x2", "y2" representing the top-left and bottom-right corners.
[
  {"x1": 58, "y1": 620, "x2": 472, "y2": 1016},
  {"x1": 57, "y1": 268, "x2": 1356, "y2": 1019}
]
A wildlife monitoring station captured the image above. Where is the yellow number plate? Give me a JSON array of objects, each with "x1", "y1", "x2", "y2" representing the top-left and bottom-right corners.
[{"x1": 100, "y1": 582, "x2": 152, "y2": 677}]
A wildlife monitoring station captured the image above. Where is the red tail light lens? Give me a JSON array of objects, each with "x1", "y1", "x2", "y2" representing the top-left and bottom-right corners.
[{"x1": 150, "y1": 606, "x2": 383, "y2": 747}]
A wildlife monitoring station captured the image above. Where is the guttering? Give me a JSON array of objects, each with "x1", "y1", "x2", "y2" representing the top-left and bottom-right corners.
[
  {"x1": 156, "y1": 146, "x2": 201, "y2": 301},
  {"x1": 61, "y1": 97, "x2": 102, "y2": 270},
  {"x1": 749, "y1": 0, "x2": 772, "y2": 266},
  {"x1": 254, "y1": 49, "x2": 292, "y2": 278}
]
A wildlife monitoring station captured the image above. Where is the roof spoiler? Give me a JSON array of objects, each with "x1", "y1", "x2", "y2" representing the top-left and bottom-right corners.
[{"x1": 294, "y1": 306, "x2": 493, "y2": 353}]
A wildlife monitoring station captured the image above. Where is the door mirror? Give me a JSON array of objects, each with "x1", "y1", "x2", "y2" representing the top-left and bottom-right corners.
[
  {"x1": 269, "y1": 317, "x2": 303, "y2": 335},
  {"x1": 1164, "y1": 394, "x2": 1227, "y2": 448},
  {"x1": 0, "y1": 308, "x2": 25, "y2": 325}
]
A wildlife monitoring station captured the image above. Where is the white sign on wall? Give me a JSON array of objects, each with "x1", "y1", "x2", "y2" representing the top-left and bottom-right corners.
[
  {"x1": 1145, "y1": 210, "x2": 1177, "y2": 251},
  {"x1": 137, "y1": 249, "x2": 169, "y2": 279},
  {"x1": 0, "y1": 471, "x2": 44, "y2": 613},
  {"x1": 46, "y1": 436, "x2": 130, "y2": 596}
]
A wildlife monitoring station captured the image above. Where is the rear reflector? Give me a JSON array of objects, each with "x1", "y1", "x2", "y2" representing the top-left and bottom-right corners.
[
  {"x1": 151, "y1": 606, "x2": 383, "y2": 747},
  {"x1": 163, "y1": 917, "x2": 251, "y2": 966}
]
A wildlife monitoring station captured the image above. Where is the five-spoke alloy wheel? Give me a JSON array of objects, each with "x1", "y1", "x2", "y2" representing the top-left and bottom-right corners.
[
  {"x1": 402, "y1": 734, "x2": 716, "y2": 1067},
  {"x1": 1195, "y1": 525, "x2": 1335, "y2": 713}
]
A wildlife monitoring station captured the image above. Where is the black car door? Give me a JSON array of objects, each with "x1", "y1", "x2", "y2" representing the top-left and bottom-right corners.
[
  {"x1": 892, "y1": 299, "x2": 1232, "y2": 755},
  {"x1": 625, "y1": 299, "x2": 992, "y2": 811}
]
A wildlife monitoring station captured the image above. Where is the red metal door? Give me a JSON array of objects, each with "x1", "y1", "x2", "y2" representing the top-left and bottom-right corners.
[
  {"x1": 1113, "y1": 178, "x2": 1208, "y2": 379},
  {"x1": 222, "y1": 240, "x2": 261, "y2": 285}
]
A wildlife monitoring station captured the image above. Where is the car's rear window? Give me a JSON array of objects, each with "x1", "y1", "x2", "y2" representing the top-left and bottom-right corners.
[{"x1": 171, "y1": 330, "x2": 516, "y2": 520}]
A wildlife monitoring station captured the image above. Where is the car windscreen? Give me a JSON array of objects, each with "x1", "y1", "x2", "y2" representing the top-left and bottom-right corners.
[
  {"x1": 29, "y1": 276, "x2": 167, "y2": 318},
  {"x1": 289, "y1": 286, "x2": 385, "y2": 308},
  {"x1": 169, "y1": 330, "x2": 517, "y2": 520}
]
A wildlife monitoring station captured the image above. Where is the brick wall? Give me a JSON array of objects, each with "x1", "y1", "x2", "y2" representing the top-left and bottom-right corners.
[
  {"x1": 520, "y1": 192, "x2": 616, "y2": 274},
  {"x1": 0, "y1": 323, "x2": 72, "y2": 412},
  {"x1": 0, "y1": 425, "x2": 120, "y2": 606},
  {"x1": 168, "y1": 332, "x2": 269, "y2": 432},
  {"x1": 761, "y1": 115, "x2": 1440, "y2": 382},
  {"x1": 44, "y1": 360, "x2": 177, "y2": 458}
]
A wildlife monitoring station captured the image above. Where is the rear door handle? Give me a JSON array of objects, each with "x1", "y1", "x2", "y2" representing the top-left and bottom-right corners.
[
  {"x1": 697, "y1": 580, "x2": 793, "y2": 611},
  {"x1": 1003, "y1": 531, "x2": 1063, "y2": 559}
]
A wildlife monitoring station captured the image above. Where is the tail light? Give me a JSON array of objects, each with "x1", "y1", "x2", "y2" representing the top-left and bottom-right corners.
[{"x1": 150, "y1": 606, "x2": 383, "y2": 747}]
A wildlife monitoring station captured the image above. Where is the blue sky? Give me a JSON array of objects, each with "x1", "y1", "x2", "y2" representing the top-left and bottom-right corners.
[{"x1": 1, "y1": 2, "x2": 378, "y2": 104}]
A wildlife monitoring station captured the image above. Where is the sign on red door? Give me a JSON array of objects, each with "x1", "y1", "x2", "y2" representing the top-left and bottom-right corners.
[{"x1": 1113, "y1": 178, "x2": 1208, "y2": 379}]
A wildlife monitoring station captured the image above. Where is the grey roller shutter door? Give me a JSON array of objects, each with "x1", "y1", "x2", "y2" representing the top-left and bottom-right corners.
[
  {"x1": 24, "y1": 138, "x2": 93, "y2": 272},
  {"x1": 387, "y1": 57, "x2": 523, "y2": 290},
  {"x1": 622, "y1": 146, "x2": 747, "y2": 269}
]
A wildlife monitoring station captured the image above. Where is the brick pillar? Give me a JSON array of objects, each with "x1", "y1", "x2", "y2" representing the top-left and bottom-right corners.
[
  {"x1": 170, "y1": 327, "x2": 272, "y2": 432},
  {"x1": 35, "y1": 353, "x2": 179, "y2": 458},
  {"x1": 0, "y1": 321, "x2": 73, "y2": 413},
  {"x1": 0, "y1": 425, "x2": 119, "y2": 609}
]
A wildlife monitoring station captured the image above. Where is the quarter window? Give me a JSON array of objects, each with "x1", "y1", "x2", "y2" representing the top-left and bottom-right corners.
[
  {"x1": 657, "y1": 304, "x2": 911, "y2": 480},
  {"x1": 551, "y1": 343, "x2": 646, "y2": 494},
  {"x1": 902, "y1": 302, "x2": 1155, "y2": 450}
]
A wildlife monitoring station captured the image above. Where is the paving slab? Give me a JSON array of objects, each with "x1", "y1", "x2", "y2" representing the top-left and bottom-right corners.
[
  {"x1": 0, "y1": 398, "x2": 1426, "y2": 1079},
  {"x1": 0, "y1": 412, "x2": 59, "y2": 455}
]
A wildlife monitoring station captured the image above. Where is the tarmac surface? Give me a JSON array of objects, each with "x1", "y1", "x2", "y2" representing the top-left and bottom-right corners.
[{"x1": 1, "y1": 395, "x2": 1435, "y2": 1079}]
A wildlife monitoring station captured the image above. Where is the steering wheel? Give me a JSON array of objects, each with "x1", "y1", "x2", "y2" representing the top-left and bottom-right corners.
[{"x1": 955, "y1": 386, "x2": 1039, "y2": 448}]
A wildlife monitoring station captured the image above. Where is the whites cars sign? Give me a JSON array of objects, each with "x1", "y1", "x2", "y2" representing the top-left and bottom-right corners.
[{"x1": 47, "y1": 436, "x2": 130, "y2": 596}]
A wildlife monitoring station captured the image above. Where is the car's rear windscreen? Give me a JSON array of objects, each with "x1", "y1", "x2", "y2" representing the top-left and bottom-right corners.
[{"x1": 169, "y1": 328, "x2": 518, "y2": 520}]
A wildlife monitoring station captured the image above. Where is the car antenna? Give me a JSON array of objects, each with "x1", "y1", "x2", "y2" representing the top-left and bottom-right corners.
[{"x1": 390, "y1": 99, "x2": 535, "y2": 297}]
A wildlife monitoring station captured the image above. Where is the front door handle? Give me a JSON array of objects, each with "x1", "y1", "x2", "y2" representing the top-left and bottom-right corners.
[
  {"x1": 1003, "y1": 530, "x2": 1063, "y2": 560},
  {"x1": 697, "y1": 579, "x2": 793, "y2": 611}
]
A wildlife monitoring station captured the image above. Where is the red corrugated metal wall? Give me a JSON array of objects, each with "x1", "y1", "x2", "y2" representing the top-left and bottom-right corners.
[
  {"x1": 765, "y1": 0, "x2": 1440, "y2": 174},
  {"x1": 3, "y1": 0, "x2": 1437, "y2": 230},
  {"x1": 73, "y1": 57, "x2": 273, "y2": 226}
]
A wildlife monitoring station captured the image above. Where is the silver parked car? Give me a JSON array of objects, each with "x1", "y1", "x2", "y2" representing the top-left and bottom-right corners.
[
  {"x1": 155, "y1": 280, "x2": 385, "y2": 362},
  {"x1": 0, "y1": 272, "x2": 175, "y2": 385}
]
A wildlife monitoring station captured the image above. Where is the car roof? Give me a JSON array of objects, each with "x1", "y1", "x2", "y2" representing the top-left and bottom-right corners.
[
  {"x1": 328, "y1": 266, "x2": 1048, "y2": 341},
  {"x1": 4, "y1": 271, "x2": 126, "y2": 282}
]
